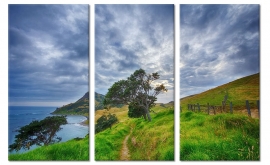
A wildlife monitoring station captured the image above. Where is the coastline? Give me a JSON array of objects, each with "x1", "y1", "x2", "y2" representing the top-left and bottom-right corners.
[
  {"x1": 51, "y1": 113, "x2": 89, "y2": 127},
  {"x1": 80, "y1": 118, "x2": 89, "y2": 126}
]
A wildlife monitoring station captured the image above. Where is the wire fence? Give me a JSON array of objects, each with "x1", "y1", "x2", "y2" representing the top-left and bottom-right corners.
[{"x1": 181, "y1": 100, "x2": 260, "y2": 118}]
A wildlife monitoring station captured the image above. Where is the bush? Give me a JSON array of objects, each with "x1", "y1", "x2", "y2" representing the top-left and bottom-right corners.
[{"x1": 95, "y1": 113, "x2": 118, "y2": 133}]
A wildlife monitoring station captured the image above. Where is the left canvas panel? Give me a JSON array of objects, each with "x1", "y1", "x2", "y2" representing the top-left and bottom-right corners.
[{"x1": 8, "y1": 4, "x2": 89, "y2": 160}]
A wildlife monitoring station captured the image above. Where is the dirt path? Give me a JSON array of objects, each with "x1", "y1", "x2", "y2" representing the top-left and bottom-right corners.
[{"x1": 120, "y1": 127, "x2": 133, "y2": 160}]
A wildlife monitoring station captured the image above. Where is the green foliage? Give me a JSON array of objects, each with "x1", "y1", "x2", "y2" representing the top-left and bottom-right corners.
[
  {"x1": 180, "y1": 112, "x2": 260, "y2": 160},
  {"x1": 104, "y1": 68, "x2": 167, "y2": 121},
  {"x1": 128, "y1": 102, "x2": 145, "y2": 118},
  {"x1": 95, "y1": 113, "x2": 118, "y2": 133},
  {"x1": 9, "y1": 134, "x2": 89, "y2": 161},
  {"x1": 95, "y1": 92, "x2": 124, "y2": 110},
  {"x1": 9, "y1": 116, "x2": 67, "y2": 152}
]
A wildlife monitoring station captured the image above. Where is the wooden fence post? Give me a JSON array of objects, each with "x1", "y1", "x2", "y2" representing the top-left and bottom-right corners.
[
  {"x1": 257, "y1": 100, "x2": 260, "y2": 117},
  {"x1": 207, "y1": 103, "x2": 210, "y2": 115},
  {"x1": 246, "y1": 100, "x2": 251, "y2": 117},
  {"x1": 213, "y1": 106, "x2": 216, "y2": 115},
  {"x1": 194, "y1": 104, "x2": 196, "y2": 112},
  {"x1": 230, "y1": 102, "x2": 233, "y2": 114},
  {"x1": 197, "y1": 103, "x2": 200, "y2": 112},
  {"x1": 221, "y1": 101, "x2": 224, "y2": 113}
]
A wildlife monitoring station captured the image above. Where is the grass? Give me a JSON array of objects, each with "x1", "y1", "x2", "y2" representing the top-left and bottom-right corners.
[
  {"x1": 95, "y1": 105, "x2": 131, "y2": 160},
  {"x1": 180, "y1": 111, "x2": 259, "y2": 160},
  {"x1": 180, "y1": 73, "x2": 260, "y2": 110},
  {"x1": 179, "y1": 73, "x2": 260, "y2": 160},
  {"x1": 9, "y1": 135, "x2": 89, "y2": 161},
  {"x1": 128, "y1": 106, "x2": 174, "y2": 160},
  {"x1": 95, "y1": 103, "x2": 174, "y2": 160},
  {"x1": 95, "y1": 122, "x2": 130, "y2": 160}
]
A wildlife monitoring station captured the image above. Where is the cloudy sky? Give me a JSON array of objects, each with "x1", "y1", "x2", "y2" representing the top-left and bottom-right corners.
[
  {"x1": 95, "y1": 5, "x2": 174, "y2": 103},
  {"x1": 180, "y1": 4, "x2": 260, "y2": 98},
  {"x1": 8, "y1": 5, "x2": 89, "y2": 106}
]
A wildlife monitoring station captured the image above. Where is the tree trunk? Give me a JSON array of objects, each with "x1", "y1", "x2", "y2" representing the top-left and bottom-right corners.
[
  {"x1": 146, "y1": 111, "x2": 152, "y2": 121},
  {"x1": 142, "y1": 113, "x2": 147, "y2": 121},
  {"x1": 145, "y1": 104, "x2": 152, "y2": 122}
]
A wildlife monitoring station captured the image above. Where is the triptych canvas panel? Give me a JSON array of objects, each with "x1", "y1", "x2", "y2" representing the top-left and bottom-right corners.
[{"x1": 8, "y1": 4, "x2": 260, "y2": 161}]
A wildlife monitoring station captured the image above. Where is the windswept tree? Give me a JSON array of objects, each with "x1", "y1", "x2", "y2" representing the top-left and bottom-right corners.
[
  {"x1": 103, "y1": 69, "x2": 167, "y2": 121},
  {"x1": 9, "y1": 115, "x2": 67, "y2": 152}
]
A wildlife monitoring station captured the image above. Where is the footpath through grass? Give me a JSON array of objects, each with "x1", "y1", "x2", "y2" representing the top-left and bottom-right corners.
[
  {"x1": 95, "y1": 122, "x2": 130, "y2": 160},
  {"x1": 9, "y1": 135, "x2": 89, "y2": 161},
  {"x1": 180, "y1": 111, "x2": 259, "y2": 160},
  {"x1": 95, "y1": 103, "x2": 174, "y2": 160},
  {"x1": 128, "y1": 106, "x2": 174, "y2": 160}
]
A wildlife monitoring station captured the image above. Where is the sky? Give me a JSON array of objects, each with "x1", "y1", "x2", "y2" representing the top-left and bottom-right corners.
[
  {"x1": 8, "y1": 5, "x2": 89, "y2": 107},
  {"x1": 180, "y1": 4, "x2": 260, "y2": 98},
  {"x1": 95, "y1": 5, "x2": 174, "y2": 103}
]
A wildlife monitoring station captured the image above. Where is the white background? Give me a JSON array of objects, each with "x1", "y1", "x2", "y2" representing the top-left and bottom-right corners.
[{"x1": 0, "y1": 0, "x2": 269, "y2": 164}]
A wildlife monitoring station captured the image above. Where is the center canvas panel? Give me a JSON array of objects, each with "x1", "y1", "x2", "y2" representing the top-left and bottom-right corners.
[{"x1": 95, "y1": 4, "x2": 175, "y2": 161}]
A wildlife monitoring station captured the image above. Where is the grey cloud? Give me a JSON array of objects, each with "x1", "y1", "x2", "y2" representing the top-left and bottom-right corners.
[
  {"x1": 9, "y1": 5, "x2": 89, "y2": 105},
  {"x1": 180, "y1": 4, "x2": 259, "y2": 98}
]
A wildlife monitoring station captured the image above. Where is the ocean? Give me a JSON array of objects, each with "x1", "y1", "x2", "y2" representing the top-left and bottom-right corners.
[{"x1": 8, "y1": 106, "x2": 89, "y2": 154}]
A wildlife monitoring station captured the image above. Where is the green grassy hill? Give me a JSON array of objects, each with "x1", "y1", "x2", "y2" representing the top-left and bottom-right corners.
[
  {"x1": 9, "y1": 135, "x2": 89, "y2": 161},
  {"x1": 180, "y1": 112, "x2": 259, "y2": 160},
  {"x1": 95, "y1": 92, "x2": 105, "y2": 110},
  {"x1": 180, "y1": 73, "x2": 260, "y2": 111},
  {"x1": 52, "y1": 92, "x2": 89, "y2": 116},
  {"x1": 95, "y1": 103, "x2": 174, "y2": 160},
  {"x1": 180, "y1": 73, "x2": 260, "y2": 160}
]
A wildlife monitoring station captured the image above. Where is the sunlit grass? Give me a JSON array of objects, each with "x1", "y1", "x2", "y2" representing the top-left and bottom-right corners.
[
  {"x1": 9, "y1": 135, "x2": 89, "y2": 161},
  {"x1": 180, "y1": 73, "x2": 259, "y2": 111},
  {"x1": 180, "y1": 112, "x2": 259, "y2": 160},
  {"x1": 128, "y1": 106, "x2": 174, "y2": 160},
  {"x1": 95, "y1": 103, "x2": 174, "y2": 160}
]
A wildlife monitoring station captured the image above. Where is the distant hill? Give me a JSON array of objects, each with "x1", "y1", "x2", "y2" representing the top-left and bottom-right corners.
[
  {"x1": 95, "y1": 92, "x2": 124, "y2": 111},
  {"x1": 180, "y1": 73, "x2": 260, "y2": 110},
  {"x1": 95, "y1": 92, "x2": 105, "y2": 110},
  {"x1": 52, "y1": 92, "x2": 89, "y2": 115}
]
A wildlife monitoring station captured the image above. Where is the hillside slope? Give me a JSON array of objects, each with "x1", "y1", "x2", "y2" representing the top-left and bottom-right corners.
[
  {"x1": 180, "y1": 111, "x2": 259, "y2": 160},
  {"x1": 9, "y1": 135, "x2": 89, "y2": 160},
  {"x1": 52, "y1": 92, "x2": 89, "y2": 115},
  {"x1": 95, "y1": 102, "x2": 174, "y2": 160},
  {"x1": 95, "y1": 92, "x2": 105, "y2": 110},
  {"x1": 180, "y1": 73, "x2": 259, "y2": 110}
]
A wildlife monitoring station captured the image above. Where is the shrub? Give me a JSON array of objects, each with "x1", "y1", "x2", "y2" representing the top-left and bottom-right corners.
[{"x1": 95, "y1": 113, "x2": 118, "y2": 133}]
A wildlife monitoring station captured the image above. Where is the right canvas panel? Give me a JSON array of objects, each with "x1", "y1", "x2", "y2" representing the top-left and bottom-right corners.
[{"x1": 180, "y1": 4, "x2": 260, "y2": 161}]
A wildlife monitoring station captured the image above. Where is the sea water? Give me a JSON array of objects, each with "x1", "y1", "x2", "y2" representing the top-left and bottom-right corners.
[{"x1": 8, "y1": 106, "x2": 89, "y2": 154}]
